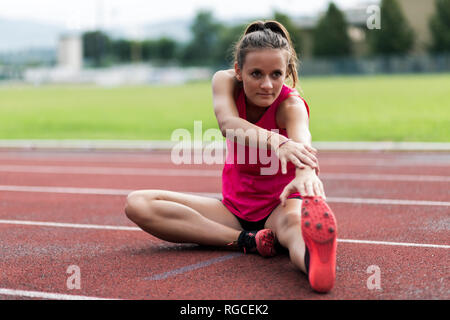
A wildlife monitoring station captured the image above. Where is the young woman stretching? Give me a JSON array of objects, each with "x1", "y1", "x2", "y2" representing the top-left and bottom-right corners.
[{"x1": 125, "y1": 20, "x2": 337, "y2": 293}]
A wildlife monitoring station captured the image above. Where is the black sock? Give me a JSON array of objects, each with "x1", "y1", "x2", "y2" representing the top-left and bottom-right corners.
[
  {"x1": 304, "y1": 247, "x2": 310, "y2": 274},
  {"x1": 237, "y1": 230, "x2": 257, "y2": 253}
]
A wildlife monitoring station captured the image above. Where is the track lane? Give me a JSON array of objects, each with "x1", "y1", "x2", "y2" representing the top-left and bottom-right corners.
[
  {"x1": 1, "y1": 171, "x2": 448, "y2": 201},
  {"x1": 0, "y1": 191, "x2": 448, "y2": 252},
  {"x1": 0, "y1": 224, "x2": 447, "y2": 300},
  {"x1": 0, "y1": 150, "x2": 448, "y2": 300}
]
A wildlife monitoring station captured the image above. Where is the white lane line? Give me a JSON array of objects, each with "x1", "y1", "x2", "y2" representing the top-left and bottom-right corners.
[
  {"x1": 0, "y1": 185, "x2": 218, "y2": 198},
  {"x1": 0, "y1": 219, "x2": 140, "y2": 231},
  {"x1": 319, "y1": 159, "x2": 450, "y2": 167},
  {"x1": 0, "y1": 164, "x2": 220, "y2": 177},
  {"x1": 0, "y1": 219, "x2": 448, "y2": 249},
  {"x1": 323, "y1": 173, "x2": 450, "y2": 182},
  {"x1": 0, "y1": 185, "x2": 132, "y2": 195},
  {"x1": 338, "y1": 239, "x2": 450, "y2": 249},
  {"x1": 1, "y1": 139, "x2": 450, "y2": 151},
  {"x1": 326, "y1": 197, "x2": 450, "y2": 206},
  {"x1": 0, "y1": 288, "x2": 117, "y2": 300},
  {"x1": 1, "y1": 164, "x2": 449, "y2": 182},
  {"x1": 145, "y1": 253, "x2": 243, "y2": 280},
  {"x1": 1, "y1": 185, "x2": 449, "y2": 206},
  {"x1": 0, "y1": 153, "x2": 173, "y2": 163},
  {"x1": 2, "y1": 152, "x2": 449, "y2": 167}
]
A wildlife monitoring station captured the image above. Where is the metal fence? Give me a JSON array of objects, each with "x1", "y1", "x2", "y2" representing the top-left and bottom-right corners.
[
  {"x1": 299, "y1": 54, "x2": 450, "y2": 76},
  {"x1": 2, "y1": 53, "x2": 450, "y2": 82}
]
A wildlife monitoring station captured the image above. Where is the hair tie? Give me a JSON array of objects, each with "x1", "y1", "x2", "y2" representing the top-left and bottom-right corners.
[{"x1": 245, "y1": 22, "x2": 265, "y2": 35}]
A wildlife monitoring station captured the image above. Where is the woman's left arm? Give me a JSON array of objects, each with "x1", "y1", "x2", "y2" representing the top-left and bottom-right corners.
[
  {"x1": 276, "y1": 95, "x2": 313, "y2": 152},
  {"x1": 277, "y1": 95, "x2": 319, "y2": 172},
  {"x1": 277, "y1": 96, "x2": 326, "y2": 205}
]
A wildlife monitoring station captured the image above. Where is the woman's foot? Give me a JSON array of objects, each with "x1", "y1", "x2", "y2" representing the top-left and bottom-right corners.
[
  {"x1": 301, "y1": 196, "x2": 337, "y2": 293},
  {"x1": 237, "y1": 229, "x2": 277, "y2": 257}
]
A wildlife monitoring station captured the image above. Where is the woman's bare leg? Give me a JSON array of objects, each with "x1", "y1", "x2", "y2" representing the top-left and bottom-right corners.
[
  {"x1": 264, "y1": 198, "x2": 307, "y2": 273},
  {"x1": 124, "y1": 190, "x2": 243, "y2": 246}
]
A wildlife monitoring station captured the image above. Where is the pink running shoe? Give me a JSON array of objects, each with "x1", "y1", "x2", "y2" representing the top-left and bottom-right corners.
[
  {"x1": 255, "y1": 229, "x2": 277, "y2": 257},
  {"x1": 236, "y1": 229, "x2": 277, "y2": 257},
  {"x1": 301, "y1": 196, "x2": 337, "y2": 293}
]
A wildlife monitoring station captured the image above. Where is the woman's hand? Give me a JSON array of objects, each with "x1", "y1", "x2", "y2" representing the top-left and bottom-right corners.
[
  {"x1": 279, "y1": 167, "x2": 326, "y2": 206},
  {"x1": 274, "y1": 139, "x2": 318, "y2": 174}
]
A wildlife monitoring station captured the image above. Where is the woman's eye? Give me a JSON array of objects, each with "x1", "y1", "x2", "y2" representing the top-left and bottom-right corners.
[
  {"x1": 251, "y1": 71, "x2": 261, "y2": 77},
  {"x1": 272, "y1": 72, "x2": 282, "y2": 78}
]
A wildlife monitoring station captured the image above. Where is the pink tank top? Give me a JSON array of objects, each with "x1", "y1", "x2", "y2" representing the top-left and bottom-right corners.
[{"x1": 222, "y1": 84, "x2": 310, "y2": 222}]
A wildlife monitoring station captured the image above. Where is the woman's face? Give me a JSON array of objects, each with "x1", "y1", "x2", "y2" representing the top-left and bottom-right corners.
[{"x1": 235, "y1": 49, "x2": 288, "y2": 108}]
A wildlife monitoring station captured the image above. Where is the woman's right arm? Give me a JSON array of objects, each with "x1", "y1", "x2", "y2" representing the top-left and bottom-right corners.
[{"x1": 212, "y1": 69, "x2": 275, "y2": 149}]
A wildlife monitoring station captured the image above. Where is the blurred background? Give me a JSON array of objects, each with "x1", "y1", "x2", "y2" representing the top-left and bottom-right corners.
[
  {"x1": 0, "y1": 0, "x2": 449, "y2": 142},
  {"x1": 2, "y1": 0, "x2": 449, "y2": 83}
]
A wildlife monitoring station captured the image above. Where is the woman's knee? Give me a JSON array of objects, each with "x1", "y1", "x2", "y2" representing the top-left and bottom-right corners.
[
  {"x1": 278, "y1": 211, "x2": 302, "y2": 232},
  {"x1": 124, "y1": 190, "x2": 160, "y2": 222}
]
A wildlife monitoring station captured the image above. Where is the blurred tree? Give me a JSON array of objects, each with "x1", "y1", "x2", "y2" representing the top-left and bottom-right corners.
[
  {"x1": 368, "y1": 0, "x2": 414, "y2": 55},
  {"x1": 82, "y1": 31, "x2": 112, "y2": 67},
  {"x1": 84, "y1": 32, "x2": 177, "y2": 65},
  {"x1": 180, "y1": 10, "x2": 223, "y2": 66},
  {"x1": 155, "y1": 37, "x2": 178, "y2": 62},
  {"x1": 130, "y1": 40, "x2": 142, "y2": 63},
  {"x1": 313, "y1": 2, "x2": 351, "y2": 57},
  {"x1": 111, "y1": 39, "x2": 132, "y2": 63},
  {"x1": 273, "y1": 11, "x2": 304, "y2": 57},
  {"x1": 429, "y1": 0, "x2": 450, "y2": 53},
  {"x1": 108, "y1": 37, "x2": 178, "y2": 64},
  {"x1": 212, "y1": 23, "x2": 247, "y2": 68},
  {"x1": 141, "y1": 39, "x2": 157, "y2": 61}
]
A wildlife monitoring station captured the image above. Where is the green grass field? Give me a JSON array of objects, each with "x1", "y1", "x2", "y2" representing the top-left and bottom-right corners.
[{"x1": 0, "y1": 73, "x2": 449, "y2": 141}]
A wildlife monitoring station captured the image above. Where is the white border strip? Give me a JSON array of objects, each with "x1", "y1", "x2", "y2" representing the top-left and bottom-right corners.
[
  {"x1": 0, "y1": 219, "x2": 448, "y2": 249},
  {"x1": 0, "y1": 288, "x2": 117, "y2": 300},
  {"x1": 0, "y1": 140, "x2": 449, "y2": 151}
]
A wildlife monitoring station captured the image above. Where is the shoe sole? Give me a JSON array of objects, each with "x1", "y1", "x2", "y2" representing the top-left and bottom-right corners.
[
  {"x1": 301, "y1": 196, "x2": 337, "y2": 293},
  {"x1": 255, "y1": 229, "x2": 276, "y2": 257}
]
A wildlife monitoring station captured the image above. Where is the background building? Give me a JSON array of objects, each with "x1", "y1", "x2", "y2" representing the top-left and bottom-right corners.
[
  {"x1": 397, "y1": 0, "x2": 435, "y2": 54},
  {"x1": 57, "y1": 34, "x2": 83, "y2": 70}
]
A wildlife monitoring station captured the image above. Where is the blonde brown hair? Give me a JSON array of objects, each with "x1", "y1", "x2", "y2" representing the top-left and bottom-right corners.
[{"x1": 234, "y1": 20, "x2": 299, "y2": 88}]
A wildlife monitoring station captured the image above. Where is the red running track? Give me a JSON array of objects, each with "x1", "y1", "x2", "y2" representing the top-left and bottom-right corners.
[{"x1": 0, "y1": 149, "x2": 448, "y2": 300}]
